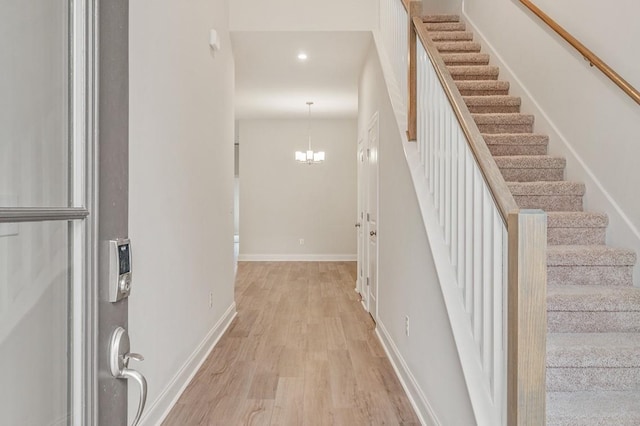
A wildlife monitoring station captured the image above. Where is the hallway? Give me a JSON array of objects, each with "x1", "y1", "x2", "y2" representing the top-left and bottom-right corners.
[{"x1": 163, "y1": 261, "x2": 420, "y2": 425}]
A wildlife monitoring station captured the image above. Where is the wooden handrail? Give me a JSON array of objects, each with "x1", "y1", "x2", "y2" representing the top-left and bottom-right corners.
[
  {"x1": 520, "y1": 0, "x2": 640, "y2": 105},
  {"x1": 406, "y1": 1, "x2": 421, "y2": 141},
  {"x1": 413, "y1": 17, "x2": 519, "y2": 224}
]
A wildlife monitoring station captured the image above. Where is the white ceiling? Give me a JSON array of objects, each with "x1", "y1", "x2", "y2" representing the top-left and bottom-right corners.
[{"x1": 231, "y1": 31, "x2": 372, "y2": 119}]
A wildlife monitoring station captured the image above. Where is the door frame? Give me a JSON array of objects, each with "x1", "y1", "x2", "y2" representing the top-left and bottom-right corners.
[
  {"x1": 366, "y1": 113, "x2": 379, "y2": 321},
  {"x1": 356, "y1": 137, "x2": 366, "y2": 299}
]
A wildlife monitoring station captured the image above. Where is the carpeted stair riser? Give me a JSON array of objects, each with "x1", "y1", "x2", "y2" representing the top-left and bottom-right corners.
[
  {"x1": 448, "y1": 65, "x2": 499, "y2": 81},
  {"x1": 442, "y1": 53, "x2": 490, "y2": 66},
  {"x1": 434, "y1": 41, "x2": 482, "y2": 53},
  {"x1": 548, "y1": 266, "x2": 633, "y2": 287},
  {"x1": 548, "y1": 285, "x2": 640, "y2": 332},
  {"x1": 483, "y1": 134, "x2": 549, "y2": 156},
  {"x1": 548, "y1": 368, "x2": 640, "y2": 391},
  {"x1": 424, "y1": 22, "x2": 466, "y2": 32},
  {"x1": 429, "y1": 31, "x2": 473, "y2": 41},
  {"x1": 464, "y1": 96, "x2": 521, "y2": 114},
  {"x1": 422, "y1": 15, "x2": 640, "y2": 423},
  {"x1": 423, "y1": 14, "x2": 460, "y2": 23},
  {"x1": 496, "y1": 155, "x2": 565, "y2": 182},
  {"x1": 549, "y1": 311, "x2": 640, "y2": 333},
  {"x1": 456, "y1": 80, "x2": 510, "y2": 96},
  {"x1": 547, "y1": 391, "x2": 640, "y2": 425},
  {"x1": 473, "y1": 113, "x2": 534, "y2": 134}
]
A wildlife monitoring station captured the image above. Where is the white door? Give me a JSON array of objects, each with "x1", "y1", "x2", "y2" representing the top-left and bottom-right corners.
[
  {"x1": 367, "y1": 114, "x2": 379, "y2": 321},
  {"x1": 0, "y1": 1, "x2": 138, "y2": 425}
]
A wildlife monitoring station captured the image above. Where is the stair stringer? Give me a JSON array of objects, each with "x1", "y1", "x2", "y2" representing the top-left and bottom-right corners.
[
  {"x1": 461, "y1": 7, "x2": 640, "y2": 283},
  {"x1": 372, "y1": 30, "x2": 504, "y2": 426}
]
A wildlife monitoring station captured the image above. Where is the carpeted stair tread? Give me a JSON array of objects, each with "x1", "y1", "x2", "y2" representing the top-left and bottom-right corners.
[
  {"x1": 483, "y1": 133, "x2": 549, "y2": 156},
  {"x1": 507, "y1": 181, "x2": 585, "y2": 196},
  {"x1": 424, "y1": 22, "x2": 466, "y2": 32},
  {"x1": 462, "y1": 95, "x2": 521, "y2": 114},
  {"x1": 441, "y1": 53, "x2": 490, "y2": 65},
  {"x1": 547, "y1": 333, "x2": 640, "y2": 368},
  {"x1": 456, "y1": 80, "x2": 510, "y2": 95},
  {"x1": 494, "y1": 155, "x2": 565, "y2": 169},
  {"x1": 448, "y1": 65, "x2": 499, "y2": 80},
  {"x1": 422, "y1": 14, "x2": 460, "y2": 23},
  {"x1": 434, "y1": 41, "x2": 482, "y2": 53},
  {"x1": 548, "y1": 285, "x2": 640, "y2": 312},
  {"x1": 429, "y1": 31, "x2": 473, "y2": 41},
  {"x1": 547, "y1": 391, "x2": 640, "y2": 425},
  {"x1": 547, "y1": 245, "x2": 636, "y2": 267}
]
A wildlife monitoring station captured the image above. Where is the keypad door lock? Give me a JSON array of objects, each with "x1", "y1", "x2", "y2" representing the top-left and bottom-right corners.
[{"x1": 108, "y1": 239, "x2": 132, "y2": 302}]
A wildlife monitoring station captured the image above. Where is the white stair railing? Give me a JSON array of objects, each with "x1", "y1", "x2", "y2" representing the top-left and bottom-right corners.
[{"x1": 378, "y1": 1, "x2": 547, "y2": 424}]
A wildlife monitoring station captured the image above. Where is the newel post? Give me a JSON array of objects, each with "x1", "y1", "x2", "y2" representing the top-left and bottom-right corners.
[{"x1": 507, "y1": 210, "x2": 547, "y2": 425}]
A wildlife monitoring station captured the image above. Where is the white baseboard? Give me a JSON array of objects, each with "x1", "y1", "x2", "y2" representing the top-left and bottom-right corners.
[
  {"x1": 375, "y1": 322, "x2": 440, "y2": 426},
  {"x1": 139, "y1": 302, "x2": 237, "y2": 426},
  {"x1": 238, "y1": 254, "x2": 357, "y2": 261}
]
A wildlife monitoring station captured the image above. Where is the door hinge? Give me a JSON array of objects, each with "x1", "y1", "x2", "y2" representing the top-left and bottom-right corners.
[
  {"x1": 367, "y1": 213, "x2": 370, "y2": 221},
  {"x1": 367, "y1": 148, "x2": 370, "y2": 158},
  {"x1": 367, "y1": 277, "x2": 370, "y2": 286}
]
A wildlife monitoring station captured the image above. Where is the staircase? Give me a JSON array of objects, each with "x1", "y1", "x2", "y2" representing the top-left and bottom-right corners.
[{"x1": 421, "y1": 14, "x2": 640, "y2": 425}]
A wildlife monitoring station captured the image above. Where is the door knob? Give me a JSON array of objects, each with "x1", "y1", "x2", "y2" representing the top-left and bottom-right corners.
[
  {"x1": 109, "y1": 327, "x2": 147, "y2": 426},
  {"x1": 370, "y1": 230, "x2": 377, "y2": 236}
]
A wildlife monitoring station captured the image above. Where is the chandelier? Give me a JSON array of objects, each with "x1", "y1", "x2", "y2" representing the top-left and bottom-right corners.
[{"x1": 295, "y1": 101, "x2": 325, "y2": 164}]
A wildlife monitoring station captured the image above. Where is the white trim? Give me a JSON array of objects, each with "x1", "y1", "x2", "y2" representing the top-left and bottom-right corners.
[
  {"x1": 138, "y1": 302, "x2": 237, "y2": 426},
  {"x1": 376, "y1": 322, "x2": 440, "y2": 426},
  {"x1": 238, "y1": 254, "x2": 357, "y2": 262}
]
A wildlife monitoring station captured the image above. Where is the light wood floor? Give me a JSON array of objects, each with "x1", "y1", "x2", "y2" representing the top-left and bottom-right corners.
[{"x1": 162, "y1": 261, "x2": 420, "y2": 425}]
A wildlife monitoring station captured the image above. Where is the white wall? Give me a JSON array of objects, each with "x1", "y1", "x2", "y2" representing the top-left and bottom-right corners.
[
  {"x1": 359, "y1": 42, "x2": 475, "y2": 425},
  {"x1": 129, "y1": 0, "x2": 236, "y2": 423},
  {"x1": 463, "y1": 0, "x2": 640, "y2": 281},
  {"x1": 239, "y1": 119, "x2": 357, "y2": 260},
  {"x1": 230, "y1": 0, "x2": 377, "y2": 31}
]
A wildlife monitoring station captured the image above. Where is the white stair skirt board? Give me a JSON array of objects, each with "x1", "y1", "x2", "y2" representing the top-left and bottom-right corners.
[
  {"x1": 138, "y1": 303, "x2": 237, "y2": 426},
  {"x1": 238, "y1": 254, "x2": 357, "y2": 262}
]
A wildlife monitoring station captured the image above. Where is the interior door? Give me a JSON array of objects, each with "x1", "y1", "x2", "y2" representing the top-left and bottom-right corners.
[
  {"x1": 367, "y1": 114, "x2": 379, "y2": 321},
  {"x1": 0, "y1": 1, "x2": 138, "y2": 425}
]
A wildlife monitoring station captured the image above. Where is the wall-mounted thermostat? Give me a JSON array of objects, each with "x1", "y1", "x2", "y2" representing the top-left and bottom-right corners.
[{"x1": 108, "y1": 239, "x2": 132, "y2": 302}]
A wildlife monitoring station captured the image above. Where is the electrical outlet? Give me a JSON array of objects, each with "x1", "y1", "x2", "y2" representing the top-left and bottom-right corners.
[
  {"x1": 209, "y1": 292, "x2": 213, "y2": 308},
  {"x1": 405, "y1": 315, "x2": 410, "y2": 337},
  {"x1": 299, "y1": 238, "x2": 304, "y2": 245}
]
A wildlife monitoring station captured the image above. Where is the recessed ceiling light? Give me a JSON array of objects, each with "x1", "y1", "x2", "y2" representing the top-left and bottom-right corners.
[{"x1": 297, "y1": 52, "x2": 308, "y2": 61}]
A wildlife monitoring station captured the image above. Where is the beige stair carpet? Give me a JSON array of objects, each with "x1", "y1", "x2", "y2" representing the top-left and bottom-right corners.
[{"x1": 421, "y1": 14, "x2": 640, "y2": 425}]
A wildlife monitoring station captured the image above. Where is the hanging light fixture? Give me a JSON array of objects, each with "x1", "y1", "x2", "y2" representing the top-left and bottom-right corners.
[{"x1": 295, "y1": 101, "x2": 325, "y2": 164}]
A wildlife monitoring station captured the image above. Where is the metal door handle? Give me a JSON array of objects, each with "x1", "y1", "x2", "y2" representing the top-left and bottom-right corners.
[
  {"x1": 109, "y1": 327, "x2": 148, "y2": 426},
  {"x1": 122, "y1": 368, "x2": 147, "y2": 426},
  {"x1": 370, "y1": 230, "x2": 377, "y2": 236}
]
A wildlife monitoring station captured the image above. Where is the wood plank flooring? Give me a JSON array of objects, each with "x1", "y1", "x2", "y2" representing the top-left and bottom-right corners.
[{"x1": 162, "y1": 261, "x2": 420, "y2": 425}]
